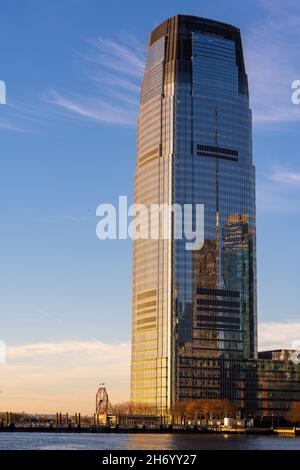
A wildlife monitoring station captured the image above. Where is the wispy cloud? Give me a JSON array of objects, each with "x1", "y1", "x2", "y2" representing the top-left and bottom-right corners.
[
  {"x1": 44, "y1": 34, "x2": 145, "y2": 126},
  {"x1": 257, "y1": 184, "x2": 300, "y2": 212},
  {"x1": 0, "y1": 121, "x2": 26, "y2": 132},
  {"x1": 0, "y1": 339, "x2": 130, "y2": 413},
  {"x1": 84, "y1": 36, "x2": 144, "y2": 78},
  {"x1": 0, "y1": 97, "x2": 56, "y2": 133},
  {"x1": 259, "y1": 321, "x2": 300, "y2": 350},
  {"x1": 37, "y1": 309, "x2": 62, "y2": 323},
  {"x1": 257, "y1": 165, "x2": 300, "y2": 212},
  {"x1": 0, "y1": 102, "x2": 38, "y2": 133},
  {"x1": 51, "y1": 8, "x2": 300, "y2": 128},
  {"x1": 45, "y1": 89, "x2": 137, "y2": 125},
  {"x1": 271, "y1": 168, "x2": 300, "y2": 185},
  {"x1": 2, "y1": 5, "x2": 300, "y2": 131},
  {"x1": 245, "y1": 0, "x2": 300, "y2": 125},
  {"x1": 7, "y1": 339, "x2": 129, "y2": 359},
  {"x1": 91, "y1": 73, "x2": 140, "y2": 93}
]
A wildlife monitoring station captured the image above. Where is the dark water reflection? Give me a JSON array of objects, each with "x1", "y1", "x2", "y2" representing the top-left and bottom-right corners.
[{"x1": 0, "y1": 433, "x2": 300, "y2": 450}]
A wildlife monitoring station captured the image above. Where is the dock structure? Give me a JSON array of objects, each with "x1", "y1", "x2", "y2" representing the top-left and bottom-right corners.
[{"x1": 273, "y1": 428, "x2": 300, "y2": 437}]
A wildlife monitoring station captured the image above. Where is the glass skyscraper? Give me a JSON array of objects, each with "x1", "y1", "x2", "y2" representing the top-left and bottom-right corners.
[{"x1": 131, "y1": 15, "x2": 257, "y2": 413}]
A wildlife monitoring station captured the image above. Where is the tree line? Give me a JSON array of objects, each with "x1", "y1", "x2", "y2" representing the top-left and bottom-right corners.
[{"x1": 112, "y1": 399, "x2": 300, "y2": 425}]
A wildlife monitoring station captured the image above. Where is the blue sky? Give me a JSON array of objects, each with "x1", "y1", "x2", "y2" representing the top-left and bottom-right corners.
[{"x1": 0, "y1": 0, "x2": 300, "y2": 412}]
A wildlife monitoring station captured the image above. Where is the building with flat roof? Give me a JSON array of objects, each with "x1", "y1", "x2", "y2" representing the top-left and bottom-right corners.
[
  {"x1": 131, "y1": 15, "x2": 256, "y2": 412},
  {"x1": 245, "y1": 351, "x2": 300, "y2": 417},
  {"x1": 130, "y1": 14, "x2": 300, "y2": 418}
]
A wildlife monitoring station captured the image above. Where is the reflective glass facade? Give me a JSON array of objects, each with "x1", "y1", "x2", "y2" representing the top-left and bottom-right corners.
[
  {"x1": 131, "y1": 30, "x2": 174, "y2": 410},
  {"x1": 246, "y1": 351, "x2": 300, "y2": 417},
  {"x1": 131, "y1": 15, "x2": 257, "y2": 412}
]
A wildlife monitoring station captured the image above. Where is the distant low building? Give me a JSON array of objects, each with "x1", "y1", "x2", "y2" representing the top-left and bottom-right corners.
[
  {"x1": 258, "y1": 349, "x2": 295, "y2": 361},
  {"x1": 245, "y1": 350, "x2": 300, "y2": 417}
]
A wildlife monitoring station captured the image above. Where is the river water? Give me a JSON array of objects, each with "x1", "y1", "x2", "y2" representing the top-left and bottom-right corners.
[{"x1": 0, "y1": 432, "x2": 299, "y2": 450}]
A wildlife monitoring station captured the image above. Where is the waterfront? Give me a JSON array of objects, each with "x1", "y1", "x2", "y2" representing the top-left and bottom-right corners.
[{"x1": 0, "y1": 433, "x2": 299, "y2": 450}]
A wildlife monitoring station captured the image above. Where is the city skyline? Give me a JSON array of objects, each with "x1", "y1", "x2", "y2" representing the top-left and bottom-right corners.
[{"x1": 1, "y1": 0, "x2": 300, "y2": 414}]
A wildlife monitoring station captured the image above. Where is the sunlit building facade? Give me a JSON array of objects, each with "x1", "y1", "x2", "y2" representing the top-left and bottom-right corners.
[{"x1": 131, "y1": 15, "x2": 257, "y2": 412}]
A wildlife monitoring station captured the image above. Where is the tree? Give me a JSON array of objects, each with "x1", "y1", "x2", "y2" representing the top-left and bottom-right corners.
[
  {"x1": 112, "y1": 401, "x2": 157, "y2": 416},
  {"x1": 112, "y1": 401, "x2": 133, "y2": 415},
  {"x1": 286, "y1": 402, "x2": 300, "y2": 424},
  {"x1": 171, "y1": 399, "x2": 235, "y2": 425},
  {"x1": 171, "y1": 401, "x2": 190, "y2": 425}
]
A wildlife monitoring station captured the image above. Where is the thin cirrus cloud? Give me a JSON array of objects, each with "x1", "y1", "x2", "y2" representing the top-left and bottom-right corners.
[
  {"x1": 2, "y1": 6, "x2": 300, "y2": 130},
  {"x1": 256, "y1": 166, "x2": 300, "y2": 212},
  {"x1": 45, "y1": 89, "x2": 137, "y2": 125},
  {"x1": 84, "y1": 35, "x2": 144, "y2": 78},
  {"x1": 46, "y1": 9, "x2": 300, "y2": 129},
  {"x1": 244, "y1": 0, "x2": 300, "y2": 125},
  {"x1": 271, "y1": 168, "x2": 300, "y2": 185},
  {"x1": 0, "y1": 101, "x2": 40, "y2": 133},
  {"x1": 0, "y1": 119, "x2": 26, "y2": 132},
  {"x1": 44, "y1": 34, "x2": 145, "y2": 126},
  {"x1": 39, "y1": 1, "x2": 300, "y2": 129},
  {"x1": 0, "y1": 97, "x2": 59, "y2": 133}
]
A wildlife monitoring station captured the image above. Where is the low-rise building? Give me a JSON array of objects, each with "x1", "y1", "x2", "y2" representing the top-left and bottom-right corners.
[{"x1": 245, "y1": 350, "x2": 300, "y2": 417}]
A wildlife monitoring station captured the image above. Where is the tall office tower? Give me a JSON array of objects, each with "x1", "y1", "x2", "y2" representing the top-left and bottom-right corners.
[{"x1": 131, "y1": 15, "x2": 257, "y2": 413}]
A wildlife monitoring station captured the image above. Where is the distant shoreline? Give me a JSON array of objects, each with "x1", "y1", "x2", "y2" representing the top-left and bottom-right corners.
[{"x1": 1, "y1": 427, "x2": 299, "y2": 437}]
